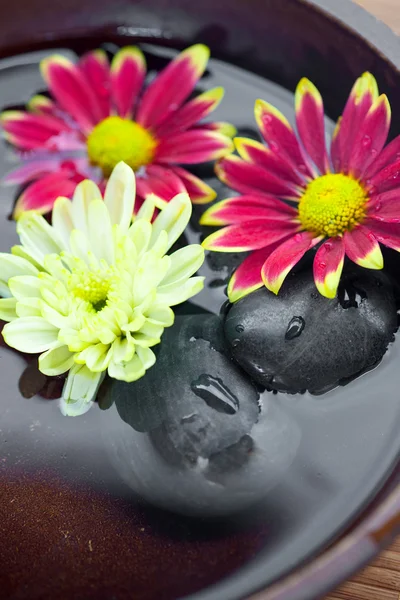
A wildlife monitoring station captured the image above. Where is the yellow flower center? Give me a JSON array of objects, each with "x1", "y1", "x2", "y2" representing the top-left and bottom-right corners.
[
  {"x1": 298, "y1": 173, "x2": 368, "y2": 237},
  {"x1": 87, "y1": 116, "x2": 157, "y2": 176},
  {"x1": 70, "y1": 269, "x2": 113, "y2": 312}
]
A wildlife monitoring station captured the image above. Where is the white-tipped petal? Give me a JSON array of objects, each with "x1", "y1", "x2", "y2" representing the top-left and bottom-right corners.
[
  {"x1": 88, "y1": 199, "x2": 114, "y2": 264},
  {"x1": 0, "y1": 253, "x2": 39, "y2": 296},
  {"x1": 60, "y1": 364, "x2": 104, "y2": 417},
  {"x1": 161, "y1": 244, "x2": 204, "y2": 287},
  {"x1": 104, "y1": 162, "x2": 136, "y2": 232},
  {"x1": 71, "y1": 179, "x2": 102, "y2": 236},
  {"x1": 150, "y1": 192, "x2": 192, "y2": 251},
  {"x1": 3, "y1": 316, "x2": 59, "y2": 353},
  {"x1": 17, "y1": 212, "x2": 64, "y2": 264},
  {"x1": 108, "y1": 354, "x2": 146, "y2": 382},
  {"x1": 52, "y1": 196, "x2": 74, "y2": 248},
  {"x1": 0, "y1": 297, "x2": 17, "y2": 321},
  {"x1": 39, "y1": 342, "x2": 75, "y2": 376},
  {"x1": 157, "y1": 276, "x2": 204, "y2": 306}
]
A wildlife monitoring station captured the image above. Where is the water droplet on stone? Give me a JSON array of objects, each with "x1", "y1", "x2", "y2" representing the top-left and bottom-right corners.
[
  {"x1": 235, "y1": 324, "x2": 244, "y2": 333},
  {"x1": 190, "y1": 374, "x2": 239, "y2": 415},
  {"x1": 285, "y1": 316, "x2": 305, "y2": 340},
  {"x1": 232, "y1": 338, "x2": 240, "y2": 348},
  {"x1": 311, "y1": 292, "x2": 319, "y2": 299}
]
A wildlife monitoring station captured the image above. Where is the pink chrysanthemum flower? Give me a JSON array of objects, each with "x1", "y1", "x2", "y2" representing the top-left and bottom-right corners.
[
  {"x1": 202, "y1": 73, "x2": 400, "y2": 301},
  {"x1": 1, "y1": 45, "x2": 235, "y2": 218}
]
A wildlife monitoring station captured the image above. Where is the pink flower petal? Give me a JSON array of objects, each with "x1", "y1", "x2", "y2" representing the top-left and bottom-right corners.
[
  {"x1": 363, "y1": 135, "x2": 400, "y2": 181},
  {"x1": 41, "y1": 54, "x2": 104, "y2": 133},
  {"x1": 13, "y1": 173, "x2": 78, "y2": 218},
  {"x1": 262, "y1": 231, "x2": 322, "y2": 295},
  {"x1": 155, "y1": 129, "x2": 233, "y2": 164},
  {"x1": 295, "y1": 78, "x2": 329, "y2": 175},
  {"x1": 254, "y1": 99, "x2": 315, "y2": 179},
  {"x1": 313, "y1": 237, "x2": 345, "y2": 298},
  {"x1": 344, "y1": 225, "x2": 383, "y2": 269},
  {"x1": 202, "y1": 219, "x2": 299, "y2": 252},
  {"x1": 156, "y1": 87, "x2": 224, "y2": 136},
  {"x1": 79, "y1": 49, "x2": 111, "y2": 120},
  {"x1": 200, "y1": 195, "x2": 297, "y2": 226},
  {"x1": 199, "y1": 121, "x2": 237, "y2": 138},
  {"x1": 137, "y1": 44, "x2": 210, "y2": 130},
  {"x1": 367, "y1": 189, "x2": 400, "y2": 223},
  {"x1": 348, "y1": 95, "x2": 391, "y2": 179},
  {"x1": 110, "y1": 46, "x2": 146, "y2": 119},
  {"x1": 216, "y1": 155, "x2": 302, "y2": 199},
  {"x1": 228, "y1": 240, "x2": 292, "y2": 303},
  {"x1": 363, "y1": 219, "x2": 400, "y2": 252},
  {"x1": 136, "y1": 164, "x2": 186, "y2": 202},
  {"x1": 1, "y1": 110, "x2": 71, "y2": 150},
  {"x1": 368, "y1": 159, "x2": 400, "y2": 195},
  {"x1": 234, "y1": 137, "x2": 306, "y2": 187},
  {"x1": 331, "y1": 72, "x2": 379, "y2": 173},
  {"x1": 170, "y1": 166, "x2": 216, "y2": 204},
  {"x1": 27, "y1": 95, "x2": 57, "y2": 116}
]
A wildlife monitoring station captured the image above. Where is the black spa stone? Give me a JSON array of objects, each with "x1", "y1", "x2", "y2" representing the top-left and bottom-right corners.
[
  {"x1": 101, "y1": 314, "x2": 301, "y2": 515},
  {"x1": 223, "y1": 267, "x2": 398, "y2": 395},
  {"x1": 113, "y1": 315, "x2": 260, "y2": 462}
]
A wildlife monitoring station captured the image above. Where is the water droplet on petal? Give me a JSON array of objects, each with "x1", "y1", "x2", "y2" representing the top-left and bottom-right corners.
[
  {"x1": 269, "y1": 140, "x2": 279, "y2": 152},
  {"x1": 264, "y1": 114, "x2": 274, "y2": 125},
  {"x1": 190, "y1": 374, "x2": 239, "y2": 415},
  {"x1": 285, "y1": 316, "x2": 306, "y2": 340},
  {"x1": 294, "y1": 233, "x2": 303, "y2": 242},
  {"x1": 324, "y1": 241, "x2": 333, "y2": 251},
  {"x1": 371, "y1": 148, "x2": 378, "y2": 158},
  {"x1": 374, "y1": 201, "x2": 382, "y2": 212},
  {"x1": 362, "y1": 135, "x2": 372, "y2": 148},
  {"x1": 319, "y1": 261, "x2": 327, "y2": 269}
]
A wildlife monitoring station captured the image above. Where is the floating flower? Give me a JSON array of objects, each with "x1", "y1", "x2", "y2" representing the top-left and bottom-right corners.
[
  {"x1": 1, "y1": 45, "x2": 235, "y2": 218},
  {"x1": 0, "y1": 162, "x2": 205, "y2": 416},
  {"x1": 202, "y1": 73, "x2": 400, "y2": 301}
]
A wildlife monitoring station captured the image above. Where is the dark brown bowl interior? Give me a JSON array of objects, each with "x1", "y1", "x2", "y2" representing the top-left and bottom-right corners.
[{"x1": 0, "y1": 1, "x2": 400, "y2": 600}]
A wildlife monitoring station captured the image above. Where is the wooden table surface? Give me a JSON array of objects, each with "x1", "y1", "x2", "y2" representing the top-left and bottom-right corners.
[{"x1": 324, "y1": 5, "x2": 400, "y2": 600}]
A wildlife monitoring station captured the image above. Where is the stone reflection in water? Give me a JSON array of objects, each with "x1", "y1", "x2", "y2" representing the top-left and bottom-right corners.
[{"x1": 99, "y1": 315, "x2": 301, "y2": 516}]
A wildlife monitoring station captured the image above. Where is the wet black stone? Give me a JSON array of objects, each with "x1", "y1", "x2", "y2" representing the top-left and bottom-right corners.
[
  {"x1": 101, "y1": 315, "x2": 301, "y2": 516},
  {"x1": 224, "y1": 267, "x2": 398, "y2": 395},
  {"x1": 116, "y1": 315, "x2": 260, "y2": 466}
]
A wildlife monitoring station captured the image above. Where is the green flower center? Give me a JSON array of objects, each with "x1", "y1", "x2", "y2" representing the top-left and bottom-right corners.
[
  {"x1": 298, "y1": 173, "x2": 368, "y2": 237},
  {"x1": 70, "y1": 269, "x2": 113, "y2": 312},
  {"x1": 87, "y1": 116, "x2": 157, "y2": 177}
]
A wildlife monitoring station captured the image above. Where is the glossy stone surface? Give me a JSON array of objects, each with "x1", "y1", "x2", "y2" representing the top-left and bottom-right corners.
[
  {"x1": 224, "y1": 268, "x2": 398, "y2": 394},
  {"x1": 100, "y1": 315, "x2": 301, "y2": 516}
]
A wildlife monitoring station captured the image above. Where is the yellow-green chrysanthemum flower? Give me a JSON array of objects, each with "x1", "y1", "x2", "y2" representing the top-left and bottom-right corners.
[{"x1": 0, "y1": 161, "x2": 204, "y2": 416}]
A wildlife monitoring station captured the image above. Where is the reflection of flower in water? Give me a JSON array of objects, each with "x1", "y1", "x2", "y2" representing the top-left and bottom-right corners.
[
  {"x1": 0, "y1": 162, "x2": 205, "y2": 416},
  {"x1": 1, "y1": 45, "x2": 234, "y2": 217},
  {"x1": 202, "y1": 73, "x2": 400, "y2": 301}
]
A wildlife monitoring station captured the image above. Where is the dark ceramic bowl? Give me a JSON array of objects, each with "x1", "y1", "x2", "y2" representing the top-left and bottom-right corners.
[{"x1": 0, "y1": 1, "x2": 400, "y2": 600}]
